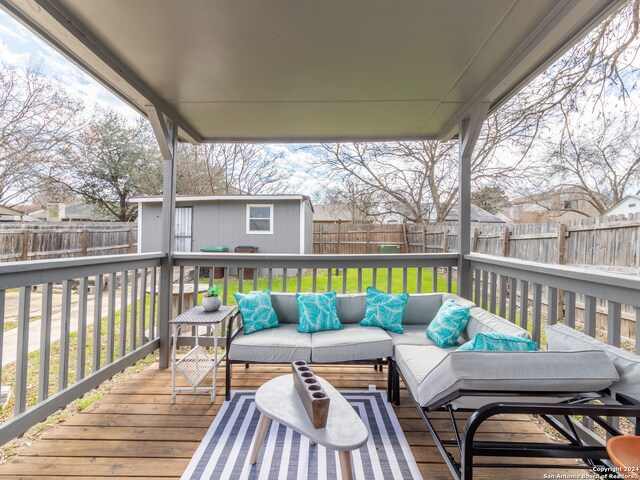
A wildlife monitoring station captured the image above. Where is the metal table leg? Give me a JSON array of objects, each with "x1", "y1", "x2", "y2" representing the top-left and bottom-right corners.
[
  {"x1": 212, "y1": 324, "x2": 218, "y2": 402},
  {"x1": 171, "y1": 324, "x2": 178, "y2": 404}
]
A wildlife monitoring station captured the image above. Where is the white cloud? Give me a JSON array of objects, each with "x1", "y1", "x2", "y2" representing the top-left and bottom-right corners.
[{"x1": 0, "y1": 8, "x2": 140, "y2": 119}]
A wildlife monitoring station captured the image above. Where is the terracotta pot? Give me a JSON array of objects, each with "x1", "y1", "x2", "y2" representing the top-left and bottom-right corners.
[{"x1": 202, "y1": 295, "x2": 221, "y2": 312}]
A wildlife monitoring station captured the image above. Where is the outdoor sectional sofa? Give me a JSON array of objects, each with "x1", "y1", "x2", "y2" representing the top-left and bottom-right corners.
[
  {"x1": 225, "y1": 291, "x2": 475, "y2": 401},
  {"x1": 226, "y1": 291, "x2": 640, "y2": 480}
]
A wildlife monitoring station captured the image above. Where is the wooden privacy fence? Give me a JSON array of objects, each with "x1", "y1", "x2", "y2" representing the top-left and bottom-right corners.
[
  {"x1": 0, "y1": 222, "x2": 137, "y2": 262},
  {"x1": 316, "y1": 215, "x2": 640, "y2": 339},
  {"x1": 320, "y1": 214, "x2": 640, "y2": 271},
  {"x1": 313, "y1": 222, "x2": 408, "y2": 254}
]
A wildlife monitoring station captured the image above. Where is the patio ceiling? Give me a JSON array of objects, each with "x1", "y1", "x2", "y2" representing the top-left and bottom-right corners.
[{"x1": 0, "y1": 0, "x2": 626, "y2": 143}]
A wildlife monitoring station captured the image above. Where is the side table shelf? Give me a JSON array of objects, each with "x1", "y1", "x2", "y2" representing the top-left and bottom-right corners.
[{"x1": 169, "y1": 305, "x2": 237, "y2": 403}]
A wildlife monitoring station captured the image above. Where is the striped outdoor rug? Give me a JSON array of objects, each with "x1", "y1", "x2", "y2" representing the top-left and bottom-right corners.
[{"x1": 182, "y1": 390, "x2": 422, "y2": 480}]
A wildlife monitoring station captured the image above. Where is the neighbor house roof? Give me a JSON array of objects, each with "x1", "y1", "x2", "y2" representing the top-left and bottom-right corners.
[
  {"x1": 313, "y1": 204, "x2": 355, "y2": 223},
  {"x1": 0, "y1": 205, "x2": 24, "y2": 217},
  {"x1": 445, "y1": 204, "x2": 505, "y2": 223},
  {"x1": 0, "y1": 0, "x2": 625, "y2": 143},
  {"x1": 601, "y1": 195, "x2": 640, "y2": 216},
  {"x1": 32, "y1": 203, "x2": 116, "y2": 221}
]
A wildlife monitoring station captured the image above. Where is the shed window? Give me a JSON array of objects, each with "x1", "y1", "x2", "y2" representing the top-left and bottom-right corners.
[
  {"x1": 563, "y1": 200, "x2": 578, "y2": 210},
  {"x1": 247, "y1": 204, "x2": 273, "y2": 234}
]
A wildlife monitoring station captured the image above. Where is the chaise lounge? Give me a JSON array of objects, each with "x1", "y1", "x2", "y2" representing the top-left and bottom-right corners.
[{"x1": 392, "y1": 316, "x2": 640, "y2": 479}]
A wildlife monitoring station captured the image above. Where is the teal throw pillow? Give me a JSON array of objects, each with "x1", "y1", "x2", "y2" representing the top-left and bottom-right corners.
[
  {"x1": 457, "y1": 332, "x2": 538, "y2": 352},
  {"x1": 296, "y1": 291, "x2": 343, "y2": 333},
  {"x1": 233, "y1": 289, "x2": 280, "y2": 335},
  {"x1": 426, "y1": 299, "x2": 471, "y2": 348},
  {"x1": 359, "y1": 287, "x2": 409, "y2": 334}
]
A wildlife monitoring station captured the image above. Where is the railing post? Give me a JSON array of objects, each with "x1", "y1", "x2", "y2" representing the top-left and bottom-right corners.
[
  {"x1": 457, "y1": 103, "x2": 488, "y2": 299},
  {"x1": 149, "y1": 109, "x2": 178, "y2": 370},
  {"x1": 556, "y1": 223, "x2": 566, "y2": 320}
]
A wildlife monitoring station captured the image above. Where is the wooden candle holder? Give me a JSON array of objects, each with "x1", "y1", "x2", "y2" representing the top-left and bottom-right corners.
[{"x1": 291, "y1": 361, "x2": 330, "y2": 428}]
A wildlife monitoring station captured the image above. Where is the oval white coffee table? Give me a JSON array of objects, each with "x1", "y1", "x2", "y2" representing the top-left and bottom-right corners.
[{"x1": 250, "y1": 374, "x2": 369, "y2": 480}]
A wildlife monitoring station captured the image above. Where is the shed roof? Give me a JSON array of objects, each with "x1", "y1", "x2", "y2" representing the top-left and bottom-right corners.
[
  {"x1": 130, "y1": 194, "x2": 313, "y2": 206},
  {"x1": 0, "y1": 0, "x2": 625, "y2": 143}
]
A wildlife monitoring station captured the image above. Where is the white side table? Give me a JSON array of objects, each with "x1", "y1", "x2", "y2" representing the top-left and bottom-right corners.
[
  {"x1": 250, "y1": 374, "x2": 369, "y2": 480},
  {"x1": 169, "y1": 305, "x2": 237, "y2": 403}
]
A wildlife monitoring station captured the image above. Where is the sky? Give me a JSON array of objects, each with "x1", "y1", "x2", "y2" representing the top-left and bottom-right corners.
[{"x1": 0, "y1": 9, "x2": 324, "y2": 200}]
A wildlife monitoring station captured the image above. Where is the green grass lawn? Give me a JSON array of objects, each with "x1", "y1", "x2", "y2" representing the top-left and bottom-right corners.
[{"x1": 198, "y1": 267, "x2": 457, "y2": 305}]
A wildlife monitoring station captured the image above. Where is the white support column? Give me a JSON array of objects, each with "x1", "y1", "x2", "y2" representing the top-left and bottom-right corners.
[
  {"x1": 147, "y1": 106, "x2": 178, "y2": 369},
  {"x1": 457, "y1": 103, "x2": 489, "y2": 300}
]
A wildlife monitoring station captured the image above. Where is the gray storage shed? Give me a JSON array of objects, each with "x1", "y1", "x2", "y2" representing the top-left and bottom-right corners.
[{"x1": 132, "y1": 195, "x2": 314, "y2": 254}]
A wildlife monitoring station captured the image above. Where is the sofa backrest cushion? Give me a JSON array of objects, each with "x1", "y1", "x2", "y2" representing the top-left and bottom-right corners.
[
  {"x1": 464, "y1": 307, "x2": 530, "y2": 342},
  {"x1": 546, "y1": 323, "x2": 640, "y2": 397},
  {"x1": 267, "y1": 291, "x2": 469, "y2": 325}
]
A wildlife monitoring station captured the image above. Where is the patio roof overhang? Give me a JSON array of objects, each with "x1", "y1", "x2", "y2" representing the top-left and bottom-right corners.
[{"x1": 0, "y1": 0, "x2": 627, "y2": 143}]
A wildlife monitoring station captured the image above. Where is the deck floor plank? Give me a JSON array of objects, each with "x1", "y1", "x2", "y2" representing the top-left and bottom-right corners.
[{"x1": 0, "y1": 362, "x2": 588, "y2": 479}]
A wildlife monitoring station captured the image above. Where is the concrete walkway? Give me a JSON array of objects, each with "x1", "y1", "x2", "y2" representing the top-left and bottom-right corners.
[{"x1": 2, "y1": 289, "x2": 128, "y2": 367}]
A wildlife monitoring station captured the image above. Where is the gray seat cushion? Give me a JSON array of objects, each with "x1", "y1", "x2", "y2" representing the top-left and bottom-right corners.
[
  {"x1": 464, "y1": 307, "x2": 530, "y2": 342},
  {"x1": 395, "y1": 345, "x2": 619, "y2": 408},
  {"x1": 311, "y1": 325, "x2": 393, "y2": 362},
  {"x1": 229, "y1": 324, "x2": 311, "y2": 362},
  {"x1": 547, "y1": 323, "x2": 640, "y2": 397}
]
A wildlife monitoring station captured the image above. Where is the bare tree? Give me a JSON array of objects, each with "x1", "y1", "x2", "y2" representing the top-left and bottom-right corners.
[
  {"x1": 176, "y1": 144, "x2": 288, "y2": 195},
  {"x1": 0, "y1": 62, "x2": 82, "y2": 206},
  {"x1": 320, "y1": 179, "x2": 379, "y2": 222},
  {"x1": 536, "y1": 104, "x2": 640, "y2": 215}
]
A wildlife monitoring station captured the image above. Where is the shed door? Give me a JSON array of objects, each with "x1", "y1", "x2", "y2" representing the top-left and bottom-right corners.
[{"x1": 175, "y1": 207, "x2": 193, "y2": 252}]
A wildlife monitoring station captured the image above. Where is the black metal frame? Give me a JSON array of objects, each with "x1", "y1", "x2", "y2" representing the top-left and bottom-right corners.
[
  {"x1": 392, "y1": 363, "x2": 640, "y2": 480},
  {"x1": 225, "y1": 312, "x2": 394, "y2": 401}
]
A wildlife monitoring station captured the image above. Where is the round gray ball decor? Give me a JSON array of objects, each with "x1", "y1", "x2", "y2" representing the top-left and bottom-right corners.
[{"x1": 202, "y1": 295, "x2": 221, "y2": 312}]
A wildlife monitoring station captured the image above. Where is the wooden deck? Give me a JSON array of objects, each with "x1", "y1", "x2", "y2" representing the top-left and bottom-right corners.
[{"x1": 0, "y1": 363, "x2": 587, "y2": 479}]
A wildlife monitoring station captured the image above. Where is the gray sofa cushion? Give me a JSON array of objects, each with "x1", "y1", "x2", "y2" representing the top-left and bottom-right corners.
[
  {"x1": 401, "y1": 294, "x2": 443, "y2": 324},
  {"x1": 269, "y1": 292, "x2": 368, "y2": 324},
  {"x1": 547, "y1": 323, "x2": 640, "y2": 397},
  {"x1": 229, "y1": 324, "x2": 311, "y2": 362},
  {"x1": 336, "y1": 294, "x2": 367, "y2": 323},
  {"x1": 464, "y1": 307, "x2": 530, "y2": 342},
  {"x1": 389, "y1": 325, "x2": 465, "y2": 347},
  {"x1": 395, "y1": 345, "x2": 619, "y2": 408},
  {"x1": 268, "y1": 292, "x2": 473, "y2": 326},
  {"x1": 270, "y1": 293, "x2": 299, "y2": 324},
  {"x1": 311, "y1": 325, "x2": 393, "y2": 362}
]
